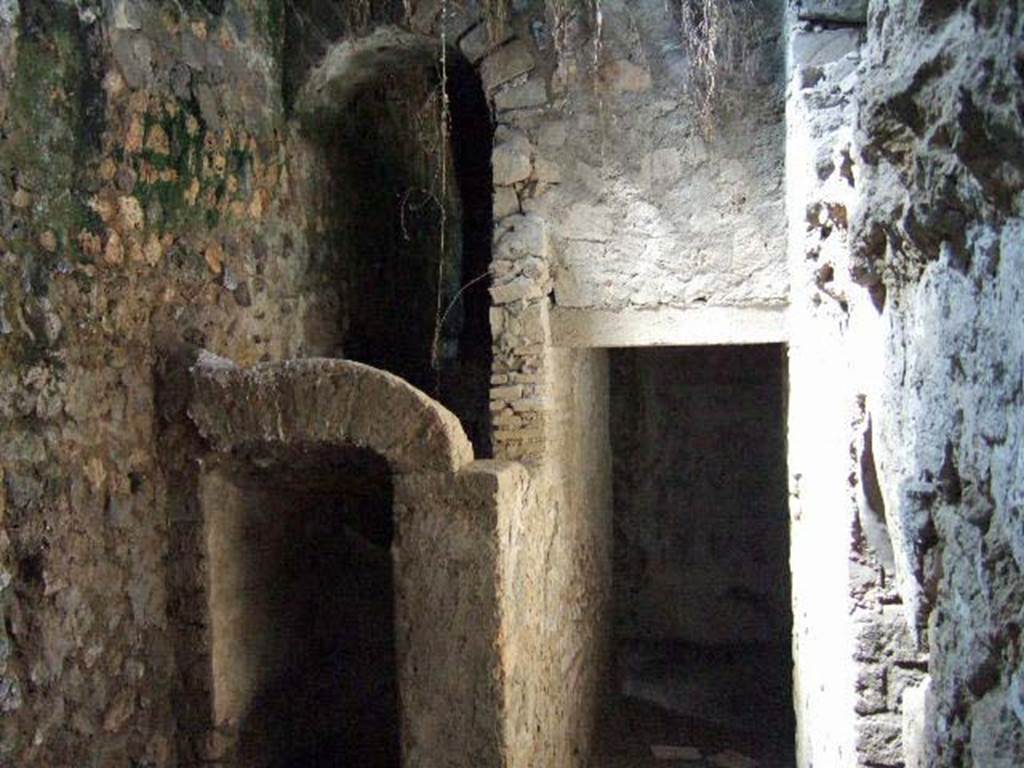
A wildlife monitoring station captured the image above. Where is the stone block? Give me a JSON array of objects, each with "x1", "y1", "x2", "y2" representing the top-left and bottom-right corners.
[
  {"x1": 853, "y1": 606, "x2": 922, "y2": 664},
  {"x1": 888, "y1": 664, "x2": 926, "y2": 712},
  {"x1": 495, "y1": 78, "x2": 548, "y2": 111},
  {"x1": 855, "y1": 663, "x2": 887, "y2": 715},
  {"x1": 902, "y1": 675, "x2": 930, "y2": 768},
  {"x1": 517, "y1": 301, "x2": 548, "y2": 344},
  {"x1": 511, "y1": 397, "x2": 545, "y2": 413},
  {"x1": 481, "y1": 40, "x2": 535, "y2": 92},
  {"x1": 490, "y1": 276, "x2": 544, "y2": 304},
  {"x1": 494, "y1": 187, "x2": 520, "y2": 219},
  {"x1": 491, "y1": 384, "x2": 523, "y2": 401},
  {"x1": 492, "y1": 133, "x2": 533, "y2": 186},
  {"x1": 789, "y1": 28, "x2": 862, "y2": 68},
  {"x1": 459, "y1": 24, "x2": 491, "y2": 63},
  {"x1": 854, "y1": 713, "x2": 902, "y2": 766},
  {"x1": 492, "y1": 411, "x2": 522, "y2": 428},
  {"x1": 495, "y1": 215, "x2": 548, "y2": 259},
  {"x1": 111, "y1": 33, "x2": 154, "y2": 89},
  {"x1": 797, "y1": 0, "x2": 868, "y2": 24},
  {"x1": 489, "y1": 307, "x2": 506, "y2": 336}
]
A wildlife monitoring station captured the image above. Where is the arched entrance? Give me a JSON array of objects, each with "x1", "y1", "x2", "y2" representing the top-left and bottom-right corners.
[
  {"x1": 202, "y1": 443, "x2": 398, "y2": 767},
  {"x1": 297, "y1": 28, "x2": 494, "y2": 456},
  {"x1": 188, "y1": 353, "x2": 525, "y2": 767}
]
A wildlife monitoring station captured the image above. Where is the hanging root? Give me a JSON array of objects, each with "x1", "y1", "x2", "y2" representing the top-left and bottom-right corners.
[{"x1": 678, "y1": 0, "x2": 758, "y2": 137}]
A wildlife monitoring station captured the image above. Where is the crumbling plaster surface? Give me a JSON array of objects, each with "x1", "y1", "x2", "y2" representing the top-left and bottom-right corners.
[
  {"x1": 852, "y1": 1, "x2": 1024, "y2": 764},
  {"x1": 537, "y1": 0, "x2": 787, "y2": 314},
  {"x1": 481, "y1": 0, "x2": 789, "y2": 350}
]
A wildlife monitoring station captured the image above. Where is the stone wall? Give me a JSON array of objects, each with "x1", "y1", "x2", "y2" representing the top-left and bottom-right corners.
[
  {"x1": 853, "y1": 1, "x2": 1024, "y2": 764},
  {"x1": 498, "y1": 346, "x2": 613, "y2": 767},
  {"x1": 480, "y1": 0, "x2": 789, "y2": 356},
  {"x1": 788, "y1": 1, "x2": 1024, "y2": 766},
  {"x1": 0, "y1": 2, "x2": 329, "y2": 764},
  {"x1": 3, "y1": 1, "x2": 1021, "y2": 766},
  {"x1": 189, "y1": 356, "x2": 531, "y2": 767},
  {"x1": 785, "y1": 4, "x2": 873, "y2": 765}
]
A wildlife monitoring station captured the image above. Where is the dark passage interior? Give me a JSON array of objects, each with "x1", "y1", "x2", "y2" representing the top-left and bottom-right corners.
[
  {"x1": 320, "y1": 52, "x2": 494, "y2": 456},
  {"x1": 207, "y1": 444, "x2": 399, "y2": 768},
  {"x1": 599, "y1": 345, "x2": 794, "y2": 767}
]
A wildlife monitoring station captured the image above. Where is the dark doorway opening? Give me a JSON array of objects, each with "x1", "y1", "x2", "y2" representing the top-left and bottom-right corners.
[
  {"x1": 598, "y1": 345, "x2": 794, "y2": 767},
  {"x1": 207, "y1": 443, "x2": 400, "y2": 767},
  {"x1": 322, "y1": 51, "x2": 494, "y2": 457}
]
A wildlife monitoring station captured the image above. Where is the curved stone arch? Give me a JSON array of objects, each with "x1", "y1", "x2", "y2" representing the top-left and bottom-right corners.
[
  {"x1": 295, "y1": 27, "x2": 448, "y2": 125},
  {"x1": 185, "y1": 351, "x2": 524, "y2": 767},
  {"x1": 288, "y1": 19, "x2": 502, "y2": 455},
  {"x1": 188, "y1": 351, "x2": 474, "y2": 474}
]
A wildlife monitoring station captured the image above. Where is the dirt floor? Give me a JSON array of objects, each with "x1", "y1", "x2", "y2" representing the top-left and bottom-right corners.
[{"x1": 593, "y1": 693, "x2": 796, "y2": 768}]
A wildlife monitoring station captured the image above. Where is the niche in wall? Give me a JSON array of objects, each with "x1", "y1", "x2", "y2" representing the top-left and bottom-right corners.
[
  {"x1": 603, "y1": 344, "x2": 794, "y2": 763},
  {"x1": 203, "y1": 443, "x2": 399, "y2": 767},
  {"x1": 314, "y1": 51, "x2": 494, "y2": 456}
]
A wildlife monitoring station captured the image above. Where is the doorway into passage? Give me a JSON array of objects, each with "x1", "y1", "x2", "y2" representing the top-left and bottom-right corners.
[
  {"x1": 318, "y1": 50, "x2": 494, "y2": 457},
  {"x1": 204, "y1": 443, "x2": 400, "y2": 768},
  {"x1": 598, "y1": 344, "x2": 794, "y2": 767}
]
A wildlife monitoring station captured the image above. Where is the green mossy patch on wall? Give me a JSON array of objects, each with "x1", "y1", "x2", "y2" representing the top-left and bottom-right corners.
[
  {"x1": 0, "y1": 2, "x2": 104, "y2": 365},
  {"x1": 2, "y1": 2, "x2": 102, "y2": 259}
]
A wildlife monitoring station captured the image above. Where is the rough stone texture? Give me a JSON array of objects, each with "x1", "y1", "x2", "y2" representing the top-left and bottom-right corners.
[
  {"x1": 785, "y1": 8, "x2": 932, "y2": 762},
  {"x1": 395, "y1": 461, "x2": 527, "y2": 768},
  {"x1": 189, "y1": 353, "x2": 474, "y2": 474},
  {"x1": 0, "y1": 3, "x2": 323, "y2": 764},
  {"x1": 852, "y1": 1, "x2": 1024, "y2": 765},
  {"x1": 190, "y1": 352, "x2": 529, "y2": 767},
  {"x1": 784, "y1": 8, "x2": 869, "y2": 767},
  {"x1": 499, "y1": 347, "x2": 613, "y2": 767},
  {"x1": 4, "y1": 1, "x2": 1023, "y2": 767},
  {"x1": 528, "y1": 0, "x2": 789, "y2": 317}
]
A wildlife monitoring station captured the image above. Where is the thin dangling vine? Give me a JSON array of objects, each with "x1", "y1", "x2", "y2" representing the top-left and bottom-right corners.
[{"x1": 430, "y1": 0, "x2": 451, "y2": 395}]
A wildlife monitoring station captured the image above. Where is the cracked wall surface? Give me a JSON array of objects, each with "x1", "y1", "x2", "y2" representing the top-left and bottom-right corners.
[{"x1": 853, "y1": 1, "x2": 1024, "y2": 764}]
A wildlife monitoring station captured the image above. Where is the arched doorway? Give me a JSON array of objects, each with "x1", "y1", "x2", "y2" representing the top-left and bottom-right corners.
[
  {"x1": 188, "y1": 354, "x2": 521, "y2": 767},
  {"x1": 297, "y1": 28, "x2": 494, "y2": 457},
  {"x1": 203, "y1": 443, "x2": 398, "y2": 767}
]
